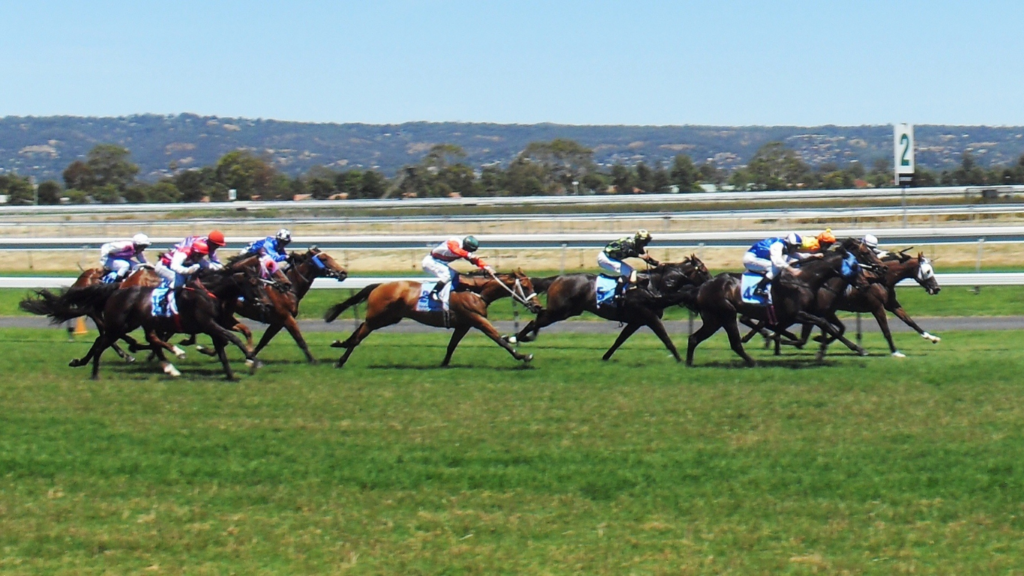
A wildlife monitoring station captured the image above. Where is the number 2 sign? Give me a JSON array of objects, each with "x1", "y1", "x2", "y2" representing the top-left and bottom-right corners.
[{"x1": 894, "y1": 123, "x2": 915, "y2": 186}]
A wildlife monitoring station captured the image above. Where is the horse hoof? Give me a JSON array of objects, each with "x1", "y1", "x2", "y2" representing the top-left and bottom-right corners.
[
  {"x1": 504, "y1": 335, "x2": 517, "y2": 345},
  {"x1": 162, "y1": 364, "x2": 181, "y2": 378},
  {"x1": 196, "y1": 345, "x2": 208, "y2": 354},
  {"x1": 69, "y1": 359, "x2": 84, "y2": 368},
  {"x1": 923, "y1": 333, "x2": 941, "y2": 343},
  {"x1": 857, "y1": 349, "x2": 869, "y2": 357},
  {"x1": 246, "y1": 359, "x2": 263, "y2": 374},
  {"x1": 171, "y1": 346, "x2": 187, "y2": 360},
  {"x1": 124, "y1": 355, "x2": 136, "y2": 364},
  {"x1": 330, "y1": 340, "x2": 346, "y2": 348},
  {"x1": 522, "y1": 354, "x2": 533, "y2": 363},
  {"x1": 892, "y1": 351, "x2": 906, "y2": 358}
]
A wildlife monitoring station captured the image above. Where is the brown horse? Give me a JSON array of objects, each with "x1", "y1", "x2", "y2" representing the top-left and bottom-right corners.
[
  {"x1": 45, "y1": 266, "x2": 266, "y2": 380},
  {"x1": 20, "y1": 265, "x2": 163, "y2": 363},
  {"x1": 324, "y1": 270, "x2": 543, "y2": 368},
  {"x1": 511, "y1": 257, "x2": 713, "y2": 362},
  {"x1": 229, "y1": 247, "x2": 348, "y2": 362},
  {"x1": 684, "y1": 240, "x2": 887, "y2": 366},
  {"x1": 792, "y1": 251, "x2": 941, "y2": 357}
]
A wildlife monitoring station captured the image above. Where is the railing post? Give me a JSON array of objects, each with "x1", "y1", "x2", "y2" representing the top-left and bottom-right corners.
[
  {"x1": 856, "y1": 312, "x2": 862, "y2": 346},
  {"x1": 560, "y1": 242, "x2": 567, "y2": 274},
  {"x1": 974, "y1": 238, "x2": 985, "y2": 294}
]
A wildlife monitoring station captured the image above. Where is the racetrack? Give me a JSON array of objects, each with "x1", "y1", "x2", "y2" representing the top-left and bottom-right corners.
[{"x1": 2, "y1": 328, "x2": 1024, "y2": 572}]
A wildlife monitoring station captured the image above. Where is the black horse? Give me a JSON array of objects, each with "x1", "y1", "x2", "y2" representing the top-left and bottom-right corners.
[
  {"x1": 684, "y1": 241, "x2": 887, "y2": 367},
  {"x1": 40, "y1": 266, "x2": 266, "y2": 380},
  {"x1": 511, "y1": 256, "x2": 713, "y2": 362}
]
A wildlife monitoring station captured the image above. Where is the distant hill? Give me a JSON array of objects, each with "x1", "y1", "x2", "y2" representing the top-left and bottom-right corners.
[{"x1": 2, "y1": 114, "x2": 1023, "y2": 182}]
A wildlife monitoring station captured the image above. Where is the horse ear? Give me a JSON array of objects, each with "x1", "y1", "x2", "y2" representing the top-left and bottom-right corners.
[{"x1": 310, "y1": 245, "x2": 319, "y2": 252}]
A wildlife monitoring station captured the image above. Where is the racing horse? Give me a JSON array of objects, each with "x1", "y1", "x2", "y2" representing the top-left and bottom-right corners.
[
  {"x1": 214, "y1": 247, "x2": 348, "y2": 363},
  {"x1": 684, "y1": 240, "x2": 887, "y2": 366},
  {"x1": 324, "y1": 269, "x2": 542, "y2": 368},
  {"x1": 20, "y1": 264, "x2": 163, "y2": 363},
  {"x1": 43, "y1": 264, "x2": 267, "y2": 380},
  {"x1": 787, "y1": 250, "x2": 941, "y2": 357},
  {"x1": 510, "y1": 257, "x2": 713, "y2": 362}
]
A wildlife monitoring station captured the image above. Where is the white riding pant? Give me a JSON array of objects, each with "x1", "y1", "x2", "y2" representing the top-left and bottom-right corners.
[
  {"x1": 597, "y1": 252, "x2": 635, "y2": 279},
  {"x1": 102, "y1": 257, "x2": 132, "y2": 279},
  {"x1": 742, "y1": 251, "x2": 781, "y2": 280},
  {"x1": 422, "y1": 255, "x2": 454, "y2": 284}
]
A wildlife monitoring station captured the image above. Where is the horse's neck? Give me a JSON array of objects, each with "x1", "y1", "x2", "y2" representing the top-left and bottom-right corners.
[
  {"x1": 479, "y1": 280, "x2": 512, "y2": 304},
  {"x1": 287, "y1": 262, "x2": 314, "y2": 299},
  {"x1": 885, "y1": 259, "x2": 918, "y2": 285},
  {"x1": 792, "y1": 255, "x2": 844, "y2": 290}
]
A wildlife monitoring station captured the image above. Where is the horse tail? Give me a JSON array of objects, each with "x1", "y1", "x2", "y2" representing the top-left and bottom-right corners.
[
  {"x1": 324, "y1": 284, "x2": 379, "y2": 323},
  {"x1": 20, "y1": 284, "x2": 120, "y2": 324},
  {"x1": 530, "y1": 276, "x2": 558, "y2": 294},
  {"x1": 18, "y1": 289, "x2": 65, "y2": 317}
]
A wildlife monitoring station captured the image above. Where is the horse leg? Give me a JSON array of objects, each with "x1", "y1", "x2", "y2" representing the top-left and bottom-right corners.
[
  {"x1": 889, "y1": 302, "x2": 940, "y2": 343},
  {"x1": 723, "y1": 317, "x2": 756, "y2": 367},
  {"x1": 252, "y1": 323, "x2": 284, "y2": 357},
  {"x1": 282, "y1": 316, "x2": 316, "y2": 363},
  {"x1": 203, "y1": 320, "x2": 259, "y2": 372},
  {"x1": 212, "y1": 336, "x2": 236, "y2": 381},
  {"x1": 686, "y1": 315, "x2": 722, "y2": 367},
  {"x1": 870, "y1": 307, "x2": 903, "y2": 357},
  {"x1": 145, "y1": 330, "x2": 181, "y2": 377},
  {"x1": 469, "y1": 316, "x2": 533, "y2": 363},
  {"x1": 514, "y1": 308, "x2": 559, "y2": 343},
  {"x1": 646, "y1": 317, "x2": 683, "y2": 362},
  {"x1": 335, "y1": 322, "x2": 373, "y2": 368},
  {"x1": 794, "y1": 311, "x2": 866, "y2": 361},
  {"x1": 441, "y1": 326, "x2": 471, "y2": 367},
  {"x1": 602, "y1": 322, "x2": 643, "y2": 361},
  {"x1": 89, "y1": 332, "x2": 117, "y2": 380}
]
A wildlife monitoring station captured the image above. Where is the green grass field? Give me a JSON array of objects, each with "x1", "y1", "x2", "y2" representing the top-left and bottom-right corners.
[{"x1": 2, "y1": 327, "x2": 1024, "y2": 574}]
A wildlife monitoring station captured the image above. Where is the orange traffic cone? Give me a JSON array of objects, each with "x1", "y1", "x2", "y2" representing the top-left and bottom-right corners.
[{"x1": 73, "y1": 317, "x2": 89, "y2": 336}]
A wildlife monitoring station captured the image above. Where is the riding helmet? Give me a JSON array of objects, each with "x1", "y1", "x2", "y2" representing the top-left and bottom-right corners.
[
  {"x1": 132, "y1": 233, "x2": 151, "y2": 247},
  {"x1": 276, "y1": 228, "x2": 292, "y2": 243},
  {"x1": 862, "y1": 234, "x2": 879, "y2": 249},
  {"x1": 192, "y1": 239, "x2": 210, "y2": 255},
  {"x1": 785, "y1": 232, "x2": 802, "y2": 247},
  {"x1": 462, "y1": 236, "x2": 480, "y2": 252},
  {"x1": 635, "y1": 229, "x2": 652, "y2": 243},
  {"x1": 207, "y1": 230, "x2": 226, "y2": 247}
]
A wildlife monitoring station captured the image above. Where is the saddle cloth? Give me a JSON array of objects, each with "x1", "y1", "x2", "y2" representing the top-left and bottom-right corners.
[
  {"x1": 101, "y1": 271, "x2": 120, "y2": 284},
  {"x1": 740, "y1": 273, "x2": 771, "y2": 306},
  {"x1": 416, "y1": 281, "x2": 454, "y2": 312},
  {"x1": 151, "y1": 284, "x2": 178, "y2": 317},
  {"x1": 595, "y1": 275, "x2": 619, "y2": 308}
]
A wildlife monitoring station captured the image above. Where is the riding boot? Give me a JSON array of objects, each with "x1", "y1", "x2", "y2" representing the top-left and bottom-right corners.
[
  {"x1": 753, "y1": 276, "x2": 770, "y2": 298},
  {"x1": 430, "y1": 280, "x2": 447, "y2": 301},
  {"x1": 614, "y1": 277, "x2": 627, "y2": 303}
]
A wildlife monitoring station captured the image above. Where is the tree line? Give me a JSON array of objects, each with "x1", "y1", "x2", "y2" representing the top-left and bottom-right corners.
[{"x1": 4, "y1": 139, "x2": 1024, "y2": 205}]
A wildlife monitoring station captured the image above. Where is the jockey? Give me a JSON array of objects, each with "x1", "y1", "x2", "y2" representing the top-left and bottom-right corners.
[
  {"x1": 744, "y1": 233, "x2": 802, "y2": 298},
  {"x1": 422, "y1": 235, "x2": 493, "y2": 300},
  {"x1": 240, "y1": 228, "x2": 292, "y2": 281},
  {"x1": 862, "y1": 234, "x2": 889, "y2": 258},
  {"x1": 790, "y1": 229, "x2": 837, "y2": 263},
  {"x1": 99, "y1": 233, "x2": 151, "y2": 281},
  {"x1": 598, "y1": 229, "x2": 658, "y2": 297},
  {"x1": 155, "y1": 231, "x2": 226, "y2": 289}
]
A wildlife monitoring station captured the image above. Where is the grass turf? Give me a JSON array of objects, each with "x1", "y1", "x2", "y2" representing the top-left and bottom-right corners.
[{"x1": 1, "y1": 327, "x2": 1023, "y2": 573}]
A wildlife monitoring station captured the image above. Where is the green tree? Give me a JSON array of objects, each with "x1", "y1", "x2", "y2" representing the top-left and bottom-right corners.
[
  {"x1": 610, "y1": 164, "x2": 632, "y2": 192},
  {"x1": 86, "y1": 144, "x2": 139, "y2": 191},
  {"x1": 0, "y1": 174, "x2": 35, "y2": 205},
  {"x1": 215, "y1": 150, "x2": 277, "y2": 200},
  {"x1": 518, "y1": 139, "x2": 595, "y2": 193},
  {"x1": 421, "y1": 144, "x2": 466, "y2": 170},
  {"x1": 634, "y1": 162, "x2": 654, "y2": 192},
  {"x1": 36, "y1": 180, "x2": 63, "y2": 205},
  {"x1": 335, "y1": 170, "x2": 363, "y2": 197},
  {"x1": 504, "y1": 158, "x2": 547, "y2": 196},
  {"x1": 174, "y1": 168, "x2": 218, "y2": 203},
  {"x1": 148, "y1": 181, "x2": 182, "y2": 203},
  {"x1": 307, "y1": 177, "x2": 336, "y2": 200},
  {"x1": 437, "y1": 164, "x2": 477, "y2": 197},
  {"x1": 62, "y1": 160, "x2": 93, "y2": 191},
  {"x1": 669, "y1": 154, "x2": 700, "y2": 191},
  {"x1": 746, "y1": 142, "x2": 813, "y2": 190},
  {"x1": 359, "y1": 171, "x2": 387, "y2": 199}
]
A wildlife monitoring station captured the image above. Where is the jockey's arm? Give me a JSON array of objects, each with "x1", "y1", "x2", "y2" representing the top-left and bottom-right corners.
[
  {"x1": 135, "y1": 250, "x2": 148, "y2": 265},
  {"x1": 168, "y1": 251, "x2": 193, "y2": 275},
  {"x1": 769, "y1": 242, "x2": 789, "y2": 269}
]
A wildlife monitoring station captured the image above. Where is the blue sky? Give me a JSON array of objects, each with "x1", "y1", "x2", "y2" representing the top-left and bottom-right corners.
[{"x1": 1, "y1": 1, "x2": 1022, "y2": 126}]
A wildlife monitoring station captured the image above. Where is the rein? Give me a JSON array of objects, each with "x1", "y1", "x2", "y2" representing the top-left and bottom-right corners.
[{"x1": 487, "y1": 272, "x2": 537, "y2": 307}]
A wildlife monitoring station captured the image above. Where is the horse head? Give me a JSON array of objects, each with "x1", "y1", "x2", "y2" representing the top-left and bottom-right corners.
[
  {"x1": 840, "y1": 237, "x2": 887, "y2": 275},
  {"x1": 915, "y1": 252, "x2": 941, "y2": 295},
  {"x1": 646, "y1": 255, "x2": 712, "y2": 294},
  {"x1": 510, "y1": 268, "x2": 544, "y2": 314},
  {"x1": 297, "y1": 246, "x2": 348, "y2": 282}
]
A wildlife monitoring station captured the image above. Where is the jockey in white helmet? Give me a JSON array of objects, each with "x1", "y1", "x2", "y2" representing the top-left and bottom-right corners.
[
  {"x1": 99, "y1": 233, "x2": 152, "y2": 281},
  {"x1": 743, "y1": 233, "x2": 802, "y2": 298}
]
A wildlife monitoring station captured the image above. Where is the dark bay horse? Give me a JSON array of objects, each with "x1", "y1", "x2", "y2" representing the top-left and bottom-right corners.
[
  {"x1": 796, "y1": 251, "x2": 941, "y2": 357},
  {"x1": 47, "y1": 266, "x2": 266, "y2": 380},
  {"x1": 511, "y1": 256, "x2": 713, "y2": 361},
  {"x1": 20, "y1": 265, "x2": 163, "y2": 363},
  {"x1": 324, "y1": 270, "x2": 543, "y2": 368},
  {"x1": 685, "y1": 242, "x2": 886, "y2": 366}
]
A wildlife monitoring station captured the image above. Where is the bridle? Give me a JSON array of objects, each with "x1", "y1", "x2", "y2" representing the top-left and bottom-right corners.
[{"x1": 488, "y1": 272, "x2": 539, "y2": 309}]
